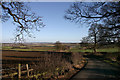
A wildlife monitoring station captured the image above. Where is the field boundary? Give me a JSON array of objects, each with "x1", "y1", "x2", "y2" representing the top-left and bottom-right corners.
[
  {"x1": 2, "y1": 64, "x2": 33, "y2": 78},
  {"x1": 68, "y1": 58, "x2": 88, "y2": 80}
]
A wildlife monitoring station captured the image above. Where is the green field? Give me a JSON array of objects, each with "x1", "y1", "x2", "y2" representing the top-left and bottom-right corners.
[
  {"x1": 2, "y1": 46, "x2": 119, "y2": 53},
  {"x1": 69, "y1": 47, "x2": 119, "y2": 53},
  {"x1": 2, "y1": 47, "x2": 56, "y2": 51}
]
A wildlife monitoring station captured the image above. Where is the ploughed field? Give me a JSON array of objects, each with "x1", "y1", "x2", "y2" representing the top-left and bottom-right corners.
[
  {"x1": 3, "y1": 50, "x2": 60, "y2": 61},
  {"x1": 2, "y1": 50, "x2": 84, "y2": 78},
  {"x1": 2, "y1": 50, "x2": 73, "y2": 68}
]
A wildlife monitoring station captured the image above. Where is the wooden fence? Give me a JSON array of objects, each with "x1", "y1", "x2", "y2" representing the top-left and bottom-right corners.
[{"x1": 2, "y1": 64, "x2": 33, "y2": 78}]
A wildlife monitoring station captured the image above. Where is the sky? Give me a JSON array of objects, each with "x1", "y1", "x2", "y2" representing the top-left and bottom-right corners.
[{"x1": 2, "y1": 2, "x2": 89, "y2": 43}]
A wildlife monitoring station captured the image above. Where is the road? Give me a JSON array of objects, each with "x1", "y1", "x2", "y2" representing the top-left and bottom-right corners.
[{"x1": 70, "y1": 58, "x2": 120, "y2": 79}]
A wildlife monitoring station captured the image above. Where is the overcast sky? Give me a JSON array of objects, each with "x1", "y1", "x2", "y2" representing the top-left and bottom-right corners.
[{"x1": 2, "y1": 2, "x2": 89, "y2": 43}]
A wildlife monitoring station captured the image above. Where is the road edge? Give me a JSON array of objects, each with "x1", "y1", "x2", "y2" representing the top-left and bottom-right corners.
[{"x1": 68, "y1": 58, "x2": 88, "y2": 80}]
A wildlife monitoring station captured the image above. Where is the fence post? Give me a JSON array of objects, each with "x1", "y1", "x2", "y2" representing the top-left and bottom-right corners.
[
  {"x1": 26, "y1": 64, "x2": 29, "y2": 77},
  {"x1": 18, "y1": 64, "x2": 21, "y2": 78}
]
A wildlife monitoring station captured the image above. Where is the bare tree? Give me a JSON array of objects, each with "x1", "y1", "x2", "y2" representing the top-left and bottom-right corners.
[
  {"x1": 65, "y1": 2, "x2": 120, "y2": 50},
  {"x1": 80, "y1": 36, "x2": 93, "y2": 49},
  {"x1": 81, "y1": 36, "x2": 93, "y2": 44},
  {"x1": 1, "y1": 2, "x2": 45, "y2": 42},
  {"x1": 64, "y1": 2, "x2": 120, "y2": 29},
  {"x1": 88, "y1": 23, "x2": 101, "y2": 53},
  {"x1": 80, "y1": 24, "x2": 101, "y2": 53},
  {"x1": 54, "y1": 41, "x2": 62, "y2": 51},
  {"x1": 81, "y1": 23, "x2": 120, "y2": 53}
]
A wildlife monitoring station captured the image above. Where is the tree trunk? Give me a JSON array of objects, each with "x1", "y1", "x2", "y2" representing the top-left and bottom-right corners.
[
  {"x1": 94, "y1": 43, "x2": 97, "y2": 53},
  {"x1": 94, "y1": 34, "x2": 97, "y2": 53}
]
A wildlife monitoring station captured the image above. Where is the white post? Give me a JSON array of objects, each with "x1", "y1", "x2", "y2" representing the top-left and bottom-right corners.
[
  {"x1": 18, "y1": 64, "x2": 21, "y2": 78},
  {"x1": 26, "y1": 64, "x2": 29, "y2": 77}
]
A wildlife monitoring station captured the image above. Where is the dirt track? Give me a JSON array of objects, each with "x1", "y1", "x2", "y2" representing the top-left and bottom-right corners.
[{"x1": 70, "y1": 58, "x2": 120, "y2": 79}]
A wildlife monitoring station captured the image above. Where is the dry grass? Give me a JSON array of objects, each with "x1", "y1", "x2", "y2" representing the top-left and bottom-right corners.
[{"x1": 2, "y1": 50, "x2": 85, "y2": 79}]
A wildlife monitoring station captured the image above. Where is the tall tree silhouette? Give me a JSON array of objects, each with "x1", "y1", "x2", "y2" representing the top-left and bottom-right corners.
[
  {"x1": 1, "y1": 2, "x2": 45, "y2": 42},
  {"x1": 65, "y1": 2, "x2": 120, "y2": 29},
  {"x1": 65, "y1": 2, "x2": 120, "y2": 50}
]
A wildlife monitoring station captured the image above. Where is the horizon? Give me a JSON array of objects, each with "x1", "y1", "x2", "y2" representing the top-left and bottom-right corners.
[{"x1": 2, "y1": 41, "x2": 80, "y2": 44}]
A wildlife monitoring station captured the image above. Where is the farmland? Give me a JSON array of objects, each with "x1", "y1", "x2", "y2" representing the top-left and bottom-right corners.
[
  {"x1": 2, "y1": 49, "x2": 86, "y2": 79},
  {"x1": 2, "y1": 43, "x2": 120, "y2": 79},
  {"x1": 2, "y1": 43, "x2": 119, "y2": 53}
]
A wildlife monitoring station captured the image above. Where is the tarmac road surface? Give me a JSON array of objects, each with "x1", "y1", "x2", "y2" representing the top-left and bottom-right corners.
[{"x1": 70, "y1": 58, "x2": 120, "y2": 80}]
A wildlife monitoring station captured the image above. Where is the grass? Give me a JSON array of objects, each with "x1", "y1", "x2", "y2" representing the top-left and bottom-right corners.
[
  {"x1": 69, "y1": 47, "x2": 119, "y2": 53},
  {"x1": 96, "y1": 47, "x2": 119, "y2": 52},
  {"x1": 69, "y1": 49, "x2": 93, "y2": 53},
  {"x1": 2, "y1": 48, "x2": 56, "y2": 52},
  {"x1": 103, "y1": 58, "x2": 119, "y2": 67},
  {"x1": 3, "y1": 46, "x2": 13, "y2": 49},
  {"x1": 2, "y1": 46, "x2": 119, "y2": 53}
]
